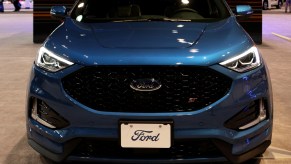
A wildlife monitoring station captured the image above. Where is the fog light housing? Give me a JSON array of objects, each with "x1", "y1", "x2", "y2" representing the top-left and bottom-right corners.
[
  {"x1": 30, "y1": 98, "x2": 69, "y2": 129},
  {"x1": 239, "y1": 99, "x2": 267, "y2": 130},
  {"x1": 224, "y1": 99, "x2": 267, "y2": 130}
]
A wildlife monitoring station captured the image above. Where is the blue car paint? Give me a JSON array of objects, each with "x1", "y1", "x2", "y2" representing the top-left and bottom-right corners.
[
  {"x1": 44, "y1": 17, "x2": 252, "y2": 67},
  {"x1": 26, "y1": 3, "x2": 273, "y2": 162},
  {"x1": 27, "y1": 62, "x2": 272, "y2": 153}
]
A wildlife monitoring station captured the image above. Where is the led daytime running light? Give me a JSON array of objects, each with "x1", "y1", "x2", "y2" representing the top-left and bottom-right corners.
[
  {"x1": 36, "y1": 47, "x2": 73, "y2": 72},
  {"x1": 220, "y1": 46, "x2": 261, "y2": 72}
]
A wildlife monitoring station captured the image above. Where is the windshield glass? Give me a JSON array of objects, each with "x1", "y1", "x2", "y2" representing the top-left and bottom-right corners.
[{"x1": 71, "y1": 0, "x2": 231, "y2": 23}]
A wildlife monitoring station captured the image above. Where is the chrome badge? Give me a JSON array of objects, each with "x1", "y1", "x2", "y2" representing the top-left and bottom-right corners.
[{"x1": 130, "y1": 78, "x2": 162, "y2": 92}]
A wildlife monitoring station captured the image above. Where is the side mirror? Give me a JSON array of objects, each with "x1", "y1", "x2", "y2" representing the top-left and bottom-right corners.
[
  {"x1": 50, "y1": 6, "x2": 67, "y2": 19},
  {"x1": 235, "y1": 5, "x2": 253, "y2": 20}
]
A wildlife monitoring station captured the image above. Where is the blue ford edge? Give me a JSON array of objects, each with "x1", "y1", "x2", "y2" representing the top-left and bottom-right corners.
[{"x1": 27, "y1": 0, "x2": 273, "y2": 163}]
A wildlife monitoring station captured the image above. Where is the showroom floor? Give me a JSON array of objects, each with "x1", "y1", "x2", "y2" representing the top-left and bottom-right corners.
[{"x1": 0, "y1": 7, "x2": 291, "y2": 164}]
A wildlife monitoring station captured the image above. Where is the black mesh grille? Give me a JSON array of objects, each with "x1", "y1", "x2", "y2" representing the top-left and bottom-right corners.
[
  {"x1": 62, "y1": 66, "x2": 232, "y2": 112},
  {"x1": 71, "y1": 139, "x2": 223, "y2": 159}
]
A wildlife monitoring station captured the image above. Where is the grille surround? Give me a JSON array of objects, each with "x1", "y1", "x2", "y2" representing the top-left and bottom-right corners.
[{"x1": 62, "y1": 66, "x2": 232, "y2": 113}]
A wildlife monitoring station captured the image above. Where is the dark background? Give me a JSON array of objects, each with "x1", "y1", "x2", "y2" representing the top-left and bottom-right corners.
[{"x1": 33, "y1": 0, "x2": 262, "y2": 44}]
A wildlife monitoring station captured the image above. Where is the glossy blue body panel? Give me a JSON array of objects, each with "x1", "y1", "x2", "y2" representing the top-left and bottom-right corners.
[
  {"x1": 50, "y1": 6, "x2": 67, "y2": 18},
  {"x1": 236, "y1": 5, "x2": 253, "y2": 16},
  {"x1": 44, "y1": 16, "x2": 252, "y2": 66},
  {"x1": 27, "y1": 11, "x2": 273, "y2": 163}
]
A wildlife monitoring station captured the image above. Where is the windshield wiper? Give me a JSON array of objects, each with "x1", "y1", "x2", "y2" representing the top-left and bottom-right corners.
[
  {"x1": 111, "y1": 19, "x2": 149, "y2": 22},
  {"x1": 83, "y1": 16, "x2": 193, "y2": 23},
  {"x1": 145, "y1": 18, "x2": 192, "y2": 22},
  {"x1": 112, "y1": 18, "x2": 192, "y2": 22}
]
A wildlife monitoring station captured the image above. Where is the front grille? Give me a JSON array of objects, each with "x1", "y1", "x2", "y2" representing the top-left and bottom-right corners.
[
  {"x1": 71, "y1": 139, "x2": 223, "y2": 159},
  {"x1": 62, "y1": 66, "x2": 232, "y2": 112}
]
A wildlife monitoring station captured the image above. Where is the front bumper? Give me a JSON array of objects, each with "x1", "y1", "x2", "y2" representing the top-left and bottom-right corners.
[
  {"x1": 28, "y1": 137, "x2": 271, "y2": 163},
  {"x1": 26, "y1": 63, "x2": 273, "y2": 163}
]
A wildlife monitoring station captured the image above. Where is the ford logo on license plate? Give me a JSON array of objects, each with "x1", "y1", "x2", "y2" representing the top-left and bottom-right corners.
[{"x1": 120, "y1": 123, "x2": 171, "y2": 148}]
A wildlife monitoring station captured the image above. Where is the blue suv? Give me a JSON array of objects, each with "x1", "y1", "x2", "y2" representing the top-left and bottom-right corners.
[{"x1": 27, "y1": 0, "x2": 273, "y2": 163}]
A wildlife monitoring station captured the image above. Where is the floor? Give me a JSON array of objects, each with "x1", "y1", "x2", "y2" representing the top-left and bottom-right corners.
[{"x1": 0, "y1": 7, "x2": 291, "y2": 164}]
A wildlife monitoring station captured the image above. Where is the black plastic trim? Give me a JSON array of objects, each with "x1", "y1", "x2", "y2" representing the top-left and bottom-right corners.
[
  {"x1": 213, "y1": 140, "x2": 271, "y2": 163},
  {"x1": 28, "y1": 138, "x2": 270, "y2": 163},
  {"x1": 28, "y1": 138, "x2": 81, "y2": 163}
]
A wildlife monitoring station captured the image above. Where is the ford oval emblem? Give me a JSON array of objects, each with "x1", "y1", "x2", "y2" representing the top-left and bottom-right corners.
[{"x1": 130, "y1": 78, "x2": 162, "y2": 92}]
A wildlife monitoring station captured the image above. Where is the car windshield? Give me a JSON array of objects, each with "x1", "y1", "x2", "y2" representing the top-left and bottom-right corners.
[{"x1": 70, "y1": 0, "x2": 231, "y2": 23}]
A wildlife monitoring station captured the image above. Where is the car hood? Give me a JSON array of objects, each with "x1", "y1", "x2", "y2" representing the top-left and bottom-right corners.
[
  {"x1": 90, "y1": 22, "x2": 205, "y2": 49},
  {"x1": 44, "y1": 17, "x2": 254, "y2": 66}
]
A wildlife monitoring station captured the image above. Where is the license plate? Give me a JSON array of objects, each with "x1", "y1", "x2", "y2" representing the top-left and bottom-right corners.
[{"x1": 120, "y1": 122, "x2": 171, "y2": 148}]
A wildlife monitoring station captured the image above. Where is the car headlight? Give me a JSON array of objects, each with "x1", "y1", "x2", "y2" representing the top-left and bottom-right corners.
[
  {"x1": 220, "y1": 46, "x2": 261, "y2": 73},
  {"x1": 36, "y1": 47, "x2": 74, "y2": 72}
]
